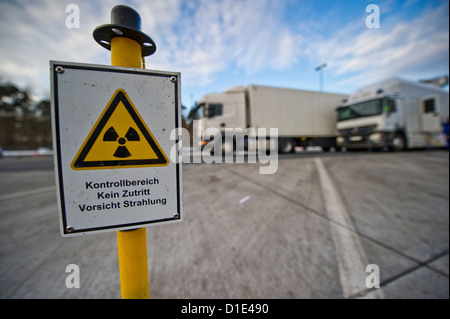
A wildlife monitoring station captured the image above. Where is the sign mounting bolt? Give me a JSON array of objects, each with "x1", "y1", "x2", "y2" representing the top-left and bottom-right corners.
[
  {"x1": 55, "y1": 66, "x2": 64, "y2": 74},
  {"x1": 173, "y1": 213, "x2": 180, "y2": 219},
  {"x1": 170, "y1": 76, "x2": 177, "y2": 83},
  {"x1": 66, "y1": 226, "x2": 74, "y2": 233}
]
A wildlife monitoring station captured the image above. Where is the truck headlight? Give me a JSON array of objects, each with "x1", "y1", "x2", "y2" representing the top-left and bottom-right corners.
[
  {"x1": 369, "y1": 133, "x2": 383, "y2": 143},
  {"x1": 336, "y1": 137, "x2": 345, "y2": 145}
]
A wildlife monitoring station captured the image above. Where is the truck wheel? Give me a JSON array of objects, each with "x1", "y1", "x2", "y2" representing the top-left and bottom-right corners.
[
  {"x1": 278, "y1": 138, "x2": 295, "y2": 153},
  {"x1": 391, "y1": 134, "x2": 406, "y2": 152},
  {"x1": 222, "y1": 141, "x2": 233, "y2": 156}
]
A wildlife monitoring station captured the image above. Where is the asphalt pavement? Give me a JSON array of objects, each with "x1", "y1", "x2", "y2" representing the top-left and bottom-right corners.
[{"x1": 0, "y1": 151, "x2": 448, "y2": 298}]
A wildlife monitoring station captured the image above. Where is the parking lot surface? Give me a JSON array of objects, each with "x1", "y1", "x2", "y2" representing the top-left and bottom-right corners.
[{"x1": 0, "y1": 151, "x2": 448, "y2": 298}]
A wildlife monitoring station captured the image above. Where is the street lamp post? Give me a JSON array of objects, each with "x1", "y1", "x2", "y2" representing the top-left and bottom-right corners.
[{"x1": 315, "y1": 63, "x2": 327, "y2": 92}]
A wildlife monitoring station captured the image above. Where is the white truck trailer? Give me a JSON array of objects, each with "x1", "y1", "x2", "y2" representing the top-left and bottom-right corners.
[
  {"x1": 193, "y1": 85, "x2": 347, "y2": 153},
  {"x1": 336, "y1": 78, "x2": 449, "y2": 151}
]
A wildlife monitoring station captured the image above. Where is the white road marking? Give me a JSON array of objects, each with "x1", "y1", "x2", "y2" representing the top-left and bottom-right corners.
[
  {"x1": 0, "y1": 185, "x2": 56, "y2": 201},
  {"x1": 239, "y1": 195, "x2": 251, "y2": 204},
  {"x1": 315, "y1": 158, "x2": 384, "y2": 299}
]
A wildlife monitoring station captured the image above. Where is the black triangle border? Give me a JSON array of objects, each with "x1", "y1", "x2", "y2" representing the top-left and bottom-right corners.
[{"x1": 72, "y1": 90, "x2": 168, "y2": 168}]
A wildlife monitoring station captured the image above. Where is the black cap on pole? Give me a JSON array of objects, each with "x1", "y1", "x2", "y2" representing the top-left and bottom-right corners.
[{"x1": 93, "y1": 5, "x2": 156, "y2": 56}]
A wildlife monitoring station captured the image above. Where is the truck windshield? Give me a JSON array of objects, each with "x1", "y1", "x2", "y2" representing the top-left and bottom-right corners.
[
  {"x1": 337, "y1": 98, "x2": 383, "y2": 122},
  {"x1": 190, "y1": 103, "x2": 204, "y2": 120}
]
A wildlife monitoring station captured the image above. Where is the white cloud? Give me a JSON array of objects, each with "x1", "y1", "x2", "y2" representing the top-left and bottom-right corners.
[
  {"x1": 0, "y1": 0, "x2": 303, "y2": 95},
  {"x1": 308, "y1": 2, "x2": 449, "y2": 89},
  {"x1": 0, "y1": 0, "x2": 448, "y2": 99},
  {"x1": 138, "y1": 0, "x2": 302, "y2": 85},
  {"x1": 0, "y1": 0, "x2": 107, "y2": 97}
]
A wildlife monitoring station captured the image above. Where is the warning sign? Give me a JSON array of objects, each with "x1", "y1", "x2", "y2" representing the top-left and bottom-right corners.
[
  {"x1": 50, "y1": 61, "x2": 182, "y2": 237},
  {"x1": 72, "y1": 89, "x2": 168, "y2": 170}
]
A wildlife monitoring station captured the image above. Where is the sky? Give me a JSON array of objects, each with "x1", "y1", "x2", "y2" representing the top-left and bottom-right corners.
[{"x1": 0, "y1": 0, "x2": 449, "y2": 113}]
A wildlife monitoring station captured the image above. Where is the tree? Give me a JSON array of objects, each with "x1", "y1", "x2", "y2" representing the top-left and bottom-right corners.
[
  {"x1": 0, "y1": 82, "x2": 52, "y2": 150},
  {"x1": 0, "y1": 83, "x2": 31, "y2": 149}
]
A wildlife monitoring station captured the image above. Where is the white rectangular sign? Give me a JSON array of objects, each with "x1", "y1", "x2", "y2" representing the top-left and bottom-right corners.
[{"x1": 50, "y1": 61, "x2": 182, "y2": 237}]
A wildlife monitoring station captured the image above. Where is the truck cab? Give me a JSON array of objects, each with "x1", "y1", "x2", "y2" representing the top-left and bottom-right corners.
[
  {"x1": 336, "y1": 95, "x2": 406, "y2": 151},
  {"x1": 336, "y1": 78, "x2": 449, "y2": 151},
  {"x1": 197, "y1": 86, "x2": 247, "y2": 133},
  {"x1": 193, "y1": 87, "x2": 247, "y2": 152}
]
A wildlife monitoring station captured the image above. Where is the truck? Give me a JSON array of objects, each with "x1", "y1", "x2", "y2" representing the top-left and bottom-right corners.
[
  {"x1": 336, "y1": 78, "x2": 449, "y2": 151},
  {"x1": 192, "y1": 85, "x2": 347, "y2": 153}
]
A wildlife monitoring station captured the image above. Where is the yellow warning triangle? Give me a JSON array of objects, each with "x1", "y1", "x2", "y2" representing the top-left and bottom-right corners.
[{"x1": 71, "y1": 89, "x2": 168, "y2": 170}]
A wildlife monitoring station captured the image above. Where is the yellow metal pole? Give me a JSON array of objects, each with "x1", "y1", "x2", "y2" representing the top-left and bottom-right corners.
[
  {"x1": 111, "y1": 37, "x2": 142, "y2": 68},
  {"x1": 116, "y1": 228, "x2": 149, "y2": 299},
  {"x1": 93, "y1": 4, "x2": 157, "y2": 299},
  {"x1": 111, "y1": 36, "x2": 149, "y2": 299}
]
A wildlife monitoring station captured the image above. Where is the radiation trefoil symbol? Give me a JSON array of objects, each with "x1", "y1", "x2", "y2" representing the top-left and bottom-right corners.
[
  {"x1": 103, "y1": 126, "x2": 140, "y2": 158},
  {"x1": 71, "y1": 89, "x2": 168, "y2": 170}
]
